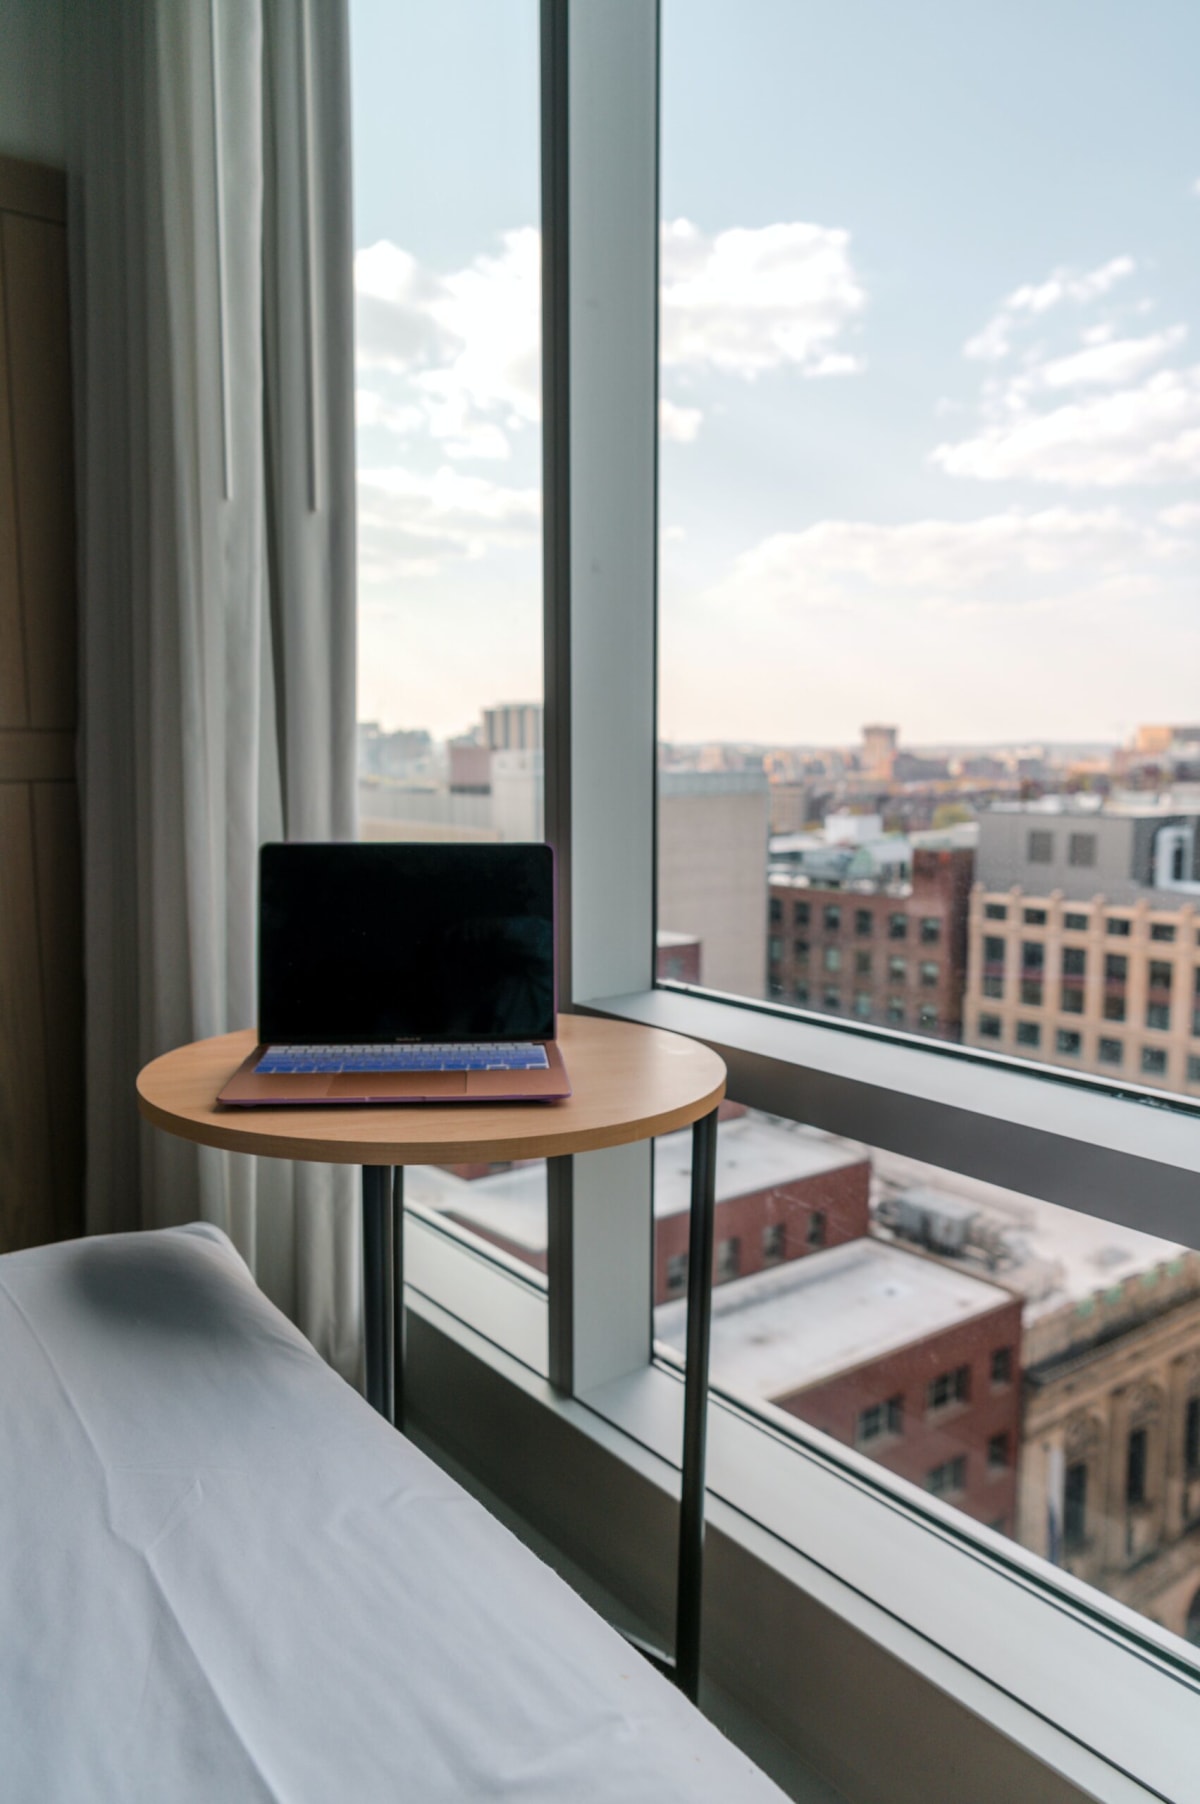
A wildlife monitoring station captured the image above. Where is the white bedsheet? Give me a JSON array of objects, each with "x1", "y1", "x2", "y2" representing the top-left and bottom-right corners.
[{"x1": 0, "y1": 1225, "x2": 785, "y2": 1802}]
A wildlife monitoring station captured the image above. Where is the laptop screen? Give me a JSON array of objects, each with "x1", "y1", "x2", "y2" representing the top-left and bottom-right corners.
[{"x1": 259, "y1": 842, "x2": 556, "y2": 1044}]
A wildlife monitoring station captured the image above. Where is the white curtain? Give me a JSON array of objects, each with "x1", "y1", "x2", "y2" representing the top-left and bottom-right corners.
[{"x1": 67, "y1": 0, "x2": 361, "y2": 1379}]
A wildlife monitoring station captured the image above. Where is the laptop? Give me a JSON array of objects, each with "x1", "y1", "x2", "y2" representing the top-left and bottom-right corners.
[{"x1": 218, "y1": 841, "x2": 571, "y2": 1105}]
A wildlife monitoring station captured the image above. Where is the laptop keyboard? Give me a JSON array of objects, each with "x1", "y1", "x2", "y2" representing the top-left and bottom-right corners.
[{"x1": 257, "y1": 1043, "x2": 551, "y2": 1074}]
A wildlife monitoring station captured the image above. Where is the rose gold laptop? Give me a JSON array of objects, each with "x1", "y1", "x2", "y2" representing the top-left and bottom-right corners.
[{"x1": 218, "y1": 842, "x2": 570, "y2": 1106}]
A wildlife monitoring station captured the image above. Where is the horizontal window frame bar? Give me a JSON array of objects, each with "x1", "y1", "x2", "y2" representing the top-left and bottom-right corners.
[{"x1": 582, "y1": 986, "x2": 1200, "y2": 1250}]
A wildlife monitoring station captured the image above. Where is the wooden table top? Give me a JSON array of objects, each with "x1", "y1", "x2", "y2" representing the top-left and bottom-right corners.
[{"x1": 136, "y1": 1014, "x2": 726, "y2": 1166}]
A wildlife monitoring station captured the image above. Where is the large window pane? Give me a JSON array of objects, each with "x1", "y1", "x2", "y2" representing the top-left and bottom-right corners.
[
  {"x1": 657, "y1": 0, "x2": 1200, "y2": 1103},
  {"x1": 657, "y1": 1104, "x2": 1200, "y2": 1655},
  {"x1": 351, "y1": 0, "x2": 546, "y2": 1285}
]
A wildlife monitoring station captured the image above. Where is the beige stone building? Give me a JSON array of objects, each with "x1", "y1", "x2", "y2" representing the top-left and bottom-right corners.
[{"x1": 659, "y1": 770, "x2": 769, "y2": 1000}]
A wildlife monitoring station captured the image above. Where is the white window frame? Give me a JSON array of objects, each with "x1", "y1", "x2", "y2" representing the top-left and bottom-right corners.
[{"x1": 403, "y1": 4, "x2": 1200, "y2": 1796}]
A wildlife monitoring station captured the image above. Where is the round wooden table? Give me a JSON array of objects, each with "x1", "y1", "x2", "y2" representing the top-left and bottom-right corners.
[{"x1": 138, "y1": 1012, "x2": 727, "y2": 1701}]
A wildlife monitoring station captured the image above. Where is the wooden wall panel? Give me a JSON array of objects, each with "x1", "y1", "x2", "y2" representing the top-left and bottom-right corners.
[{"x1": 0, "y1": 154, "x2": 82, "y2": 1252}]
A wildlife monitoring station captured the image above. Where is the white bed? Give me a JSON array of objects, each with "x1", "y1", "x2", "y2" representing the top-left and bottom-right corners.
[{"x1": 0, "y1": 1224, "x2": 786, "y2": 1802}]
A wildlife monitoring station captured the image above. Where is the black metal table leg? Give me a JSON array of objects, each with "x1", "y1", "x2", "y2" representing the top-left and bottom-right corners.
[
  {"x1": 675, "y1": 1106, "x2": 718, "y2": 1704},
  {"x1": 362, "y1": 1165, "x2": 395, "y2": 1422},
  {"x1": 392, "y1": 1167, "x2": 405, "y2": 1431}
]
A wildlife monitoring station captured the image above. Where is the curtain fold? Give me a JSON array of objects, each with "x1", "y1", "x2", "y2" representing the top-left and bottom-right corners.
[{"x1": 67, "y1": 0, "x2": 360, "y2": 1379}]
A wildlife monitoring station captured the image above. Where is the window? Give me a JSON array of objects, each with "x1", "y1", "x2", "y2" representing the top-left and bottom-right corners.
[
  {"x1": 1141, "y1": 1048, "x2": 1167, "y2": 1078},
  {"x1": 1020, "y1": 942, "x2": 1044, "y2": 1005},
  {"x1": 716, "y1": 1237, "x2": 741, "y2": 1284},
  {"x1": 978, "y1": 1014, "x2": 1002, "y2": 1039},
  {"x1": 888, "y1": 913, "x2": 907, "y2": 941},
  {"x1": 1064, "y1": 912, "x2": 1089, "y2": 931},
  {"x1": 823, "y1": 905, "x2": 841, "y2": 933},
  {"x1": 857, "y1": 1395, "x2": 904, "y2": 1446},
  {"x1": 1064, "y1": 1463, "x2": 1088, "y2": 1552},
  {"x1": 1060, "y1": 987, "x2": 1084, "y2": 1016},
  {"x1": 1027, "y1": 831, "x2": 1053, "y2": 865},
  {"x1": 824, "y1": 946, "x2": 842, "y2": 974},
  {"x1": 1068, "y1": 833, "x2": 1096, "y2": 868},
  {"x1": 982, "y1": 975, "x2": 1003, "y2": 999},
  {"x1": 763, "y1": 1222, "x2": 786, "y2": 1265},
  {"x1": 1149, "y1": 961, "x2": 1173, "y2": 993},
  {"x1": 919, "y1": 918, "x2": 941, "y2": 945},
  {"x1": 984, "y1": 903, "x2": 1007, "y2": 922},
  {"x1": 1016, "y1": 1021, "x2": 1041, "y2": 1048},
  {"x1": 794, "y1": 901, "x2": 810, "y2": 927},
  {"x1": 823, "y1": 986, "x2": 841, "y2": 1011},
  {"x1": 1126, "y1": 1427, "x2": 1148, "y2": 1507},
  {"x1": 793, "y1": 981, "x2": 809, "y2": 1005},
  {"x1": 854, "y1": 909, "x2": 873, "y2": 937},
  {"x1": 1062, "y1": 948, "x2": 1086, "y2": 979},
  {"x1": 855, "y1": 950, "x2": 872, "y2": 976},
  {"x1": 1056, "y1": 1029, "x2": 1081, "y2": 1056},
  {"x1": 806, "y1": 1210, "x2": 826, "y2": 1249},
  {"x1": 1189, "y1": 1055, "x2": 1200, "y2": 1086},
  {"x1": 888, "y1": 955, "x2": 907, "y2": 983},
  {"x1": 1194, "y1": 968, "x2": 1200, "y2": 1037},
  {"x1": 987, "y1": 1432, "x2": 1010, "y2": 1471},
  {"x1": 991, "y1": 1347, "x2": 1013, "y2": 1388},
  {"x1": 769, "y1": 936, "x2": 783, "y2": 964},
  {"x1": 984, "y1": 936, "x2": 1006, "y2": 967},
  {"x1": 1098, "y1": 1037, "x2": 1124, "y2": 1067},
  {"x1": 854, "y1": 992, "x2": 872, "y2": 1019},
  {"x1": 1150, "y1": 923, "x2": 1176, "y2": 943},
  {"x1": 1146, "y1": 1004, "x2": 1170, "y2": 1032},
  {"x1": 918, "y1": 1005, "x2": 937, "y2": 1030},
  {"x1": 885, "y1": 998, "x2": 905, "y2": 1026},
  {"x1": 794, "y1": 937, "x2": 810, "y2": 964},
  {"x1": 920, "y1": 961, "x2": 939, "y2": 988},
  {"x1": 1023, "y1": 907, "x2": 1048, "y2": 927},
  {"x1": 1186, "y1": 1397, "x2": 1200, "y2": 1477},
  {"x1": 926, "y1": 1457, "x2": 968, "y2": 1499},
  {"x1": 1107, "y1": 917, "x2": 1132, "y2": 938},
  {"x1": 927, "y1": 1365, "x2": 970, "y2": 1413},
  {"x1": 665, "y1": 1252, "x2": 688, "y2": 1297},
  {"x1": 1104, "y1": 955, "x2": 1127, "y2": 1023},
  {"x1": 769, "y1": 897, "x2": 783, "y2": 926}
]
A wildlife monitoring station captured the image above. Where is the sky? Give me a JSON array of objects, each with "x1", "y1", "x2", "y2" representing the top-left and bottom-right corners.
[{"x1": 350, "y1": 0, "x2": 1200, "y2": 747}]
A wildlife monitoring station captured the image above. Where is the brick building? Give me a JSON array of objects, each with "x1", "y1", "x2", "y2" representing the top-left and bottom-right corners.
[
  {"x1": 768, "y1": 846, "x2": 974, "y2": 1040},
  {"x1": 656, "y1": 1236, "x2": 1023, "y2": 1534}
]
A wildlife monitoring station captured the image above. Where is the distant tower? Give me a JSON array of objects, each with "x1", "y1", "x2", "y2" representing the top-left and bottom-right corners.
[
  {"x1": 482, "y1": 703, "x2": 543, "y2": 752},
  {"x1": 861, "y1": 724, "x2": 898, "y2": 779}
]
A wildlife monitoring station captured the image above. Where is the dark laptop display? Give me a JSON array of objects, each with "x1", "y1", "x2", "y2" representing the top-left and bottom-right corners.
[{"x1": 259, "y1": 841, "x2": 556, "y2": 1044}]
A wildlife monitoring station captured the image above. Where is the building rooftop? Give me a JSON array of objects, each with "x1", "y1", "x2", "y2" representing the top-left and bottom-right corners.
[
  {"x1": 408, "y1": 1115, "x2": 867, "y2": 1255},
  {"x1": 654, "y1": 1237, "x2": 1013, "y2": 1403}
]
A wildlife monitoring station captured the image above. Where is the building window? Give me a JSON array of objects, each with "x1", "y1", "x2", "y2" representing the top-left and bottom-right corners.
[
  {"x1": 1146, "y1": 1004, "x2": 1171, "y2": 1031},
  {"x1": 988, "y1": 1432, "x2": 1010, "y2": 1471},
  {"x1": 854, "y1": 992, "x2": 872, "y2": 1019},
  {"x1": 978, "y1": 1014, "x2": 1002, "y2": 1039},
  {"x1": 794, "y1": 900, "x2": 810, "y2": 927},
  {"x1": 854, "y1": 908, "x2": 873, "y2": 937},
  {"x1": 794, "y1": 937, "x2": 810, "y2": 966},
  {"x1": 1064, "y1": 911, "x2": 1089, "y2": 931},
  {"x1": 769, "y1": 937, "x2": 783, "y2": 963},
  {"x1": 982, "y1": 975, "x2": 1003, "y2": 999},
  {"x1": 888, "y1": 955, "x2": 906, "y2": 982},
  {"x1": 762, "y1": 1221, "x2": 786, "y2": 1265},
  {"x1": 1027, "y1": 830, "x2": 1053, "y2": 864},
  {"x1": 1062, "y1": 947, "x2": 1086, "y2": 979},
  {"x1": 1141, "y1": 1047, "x2": 1168, "y2": 1077},
  {"x1": 926, "y1": 1456, "x2": 968, "y2": 1498},
  {"x1": 920, "y1": 961, "x2": 939, "y2": 988},
  {"x1": 920, "y1": 917, "x2": 941, "y2": 944},
  {"x1": 1098, "y1": 1037, "x2": 1124, "y2": 1067},
  {"x1": 1068, "y1": 832, "x2": 1096, "y2": 868},
  {"x1": 823, "y1": 987, "x2": 841, "y2": 1011},
  {"x1": 1023, "y1": 907, "x2": 1047, "y2": 926},
  {"x1": 716, "y1": 1237, "x2": 741, "y2": 1284},
  {"x1": 918, "y1": 1005, "x2": 937, "y2": 1030},
  {"x1": 886, "y1": 998, "x2": 905, "y2": 1026},
  {"x1": 1189, "y1": 1055, "x2": 1200, "y2": 1085},
  {"x1": 823, "y1": 905, "x2": 841, "y2": 933},
  {"x1": 927, "y1": 1365, "x2": 970, "y2": 1412},
  {"x1": 857, "y1": 1395, "x2": 904, "y2": 1446},
  {"x1": 855, "y1": 950, "x2": 871, "y2": 976},
  {"x1": 1056, "y1": 1029, "x2": 1081, "y2": 1056},
  {"x1": 769, "y1": 897, "x2": 783, "y2": 925},
  {"x1": 1064, "y1": 1462, "x2": 1088, "y2": 1551},
  {"x1": 793, "y1": 981, "x2": 809, "y2": 1005},
  {"x1": 1150, "y1": 922, "x2": 1176, "y2": 943},
  {"x1": 1016, "y1": 1021, "x2": 1041, "y2": 1048},
  {"x1": 1104, "y1": 954, "x2": 1127, "y2": 1022},
  {"x1": 984, "y1": 935, "x2": 1005, "y2": 966},
  {"x1": 824, "y1": 946, "x2": 842, "y2": 974},
  {"x1": 991, "y1": 1347, "x2": 1013, "y2": 1388},
  {"x1": 1126, "y1": 1426, "x2": 1148, "y2": 1507},
  {"x1": 1020, "y1": 942, "x2": 1043, "y2": 1005},
  {"x1": 1186, "y1": 1397, "x2": 1200, "y2": 1477},
  {"x1": 1107, "y1": 917, "x2": 1132, "y2": 937},
  {"x1": 1104, "y1": 995, "x2": 1127, "y2": 1023},
  {"x1": 1148, "y1": 960, "x2": 1173, "y2": 993},
  {"x1": 888, "y1": 913, "x2": 908, "y2": 940},
  {"x1": 665, "y1": 1252, "x2": 688, "y2": 1297},
  {"x1": 1060, "y1": 988, "x2": 1084, "y2": 1016},
  {"x1": 806, "y1": 1210, "x2": 826, "y2": 1249},
  {"x1": 984, "y1": 902, "x2": 1007, "y2": 921}
]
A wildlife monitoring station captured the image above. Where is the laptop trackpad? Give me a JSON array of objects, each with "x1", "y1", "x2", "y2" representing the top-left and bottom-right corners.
[{"x1": 325, "y1": 1072, "x2": 468, "y2": 1100}]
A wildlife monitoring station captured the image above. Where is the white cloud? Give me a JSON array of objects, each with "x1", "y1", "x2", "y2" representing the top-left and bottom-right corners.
[
  {"x1": 358, "y1": 465, "x2": 539, "y2": 582},
  {"x1": 932, "y1": 363, "x2": 1200, "y2": 485},
  {"x1": 1159, "y1": 500, "x2": 1200, "y2": 530},
  {"x1": 660, "y1": 218, "x2": 865, "y2": 379},
  {"x1": 1023, "y1": 325, "x2": 1186, "y2": 394},
  {"x1": 660, "y1": 398, "x2": 703, "y2": 443},
  {"x1": 963, "y1": 256, "x2": 1135, "y2": 361}
]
